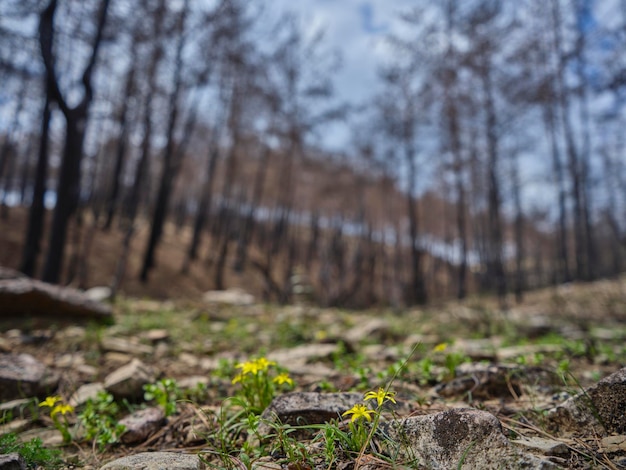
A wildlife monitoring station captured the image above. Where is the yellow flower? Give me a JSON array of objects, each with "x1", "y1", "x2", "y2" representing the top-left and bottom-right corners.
[
  {"x1": 51, "y1": 403, "x2": 74, "y2": 417},
  {"x1": 364, "y1": 387, "x2": 397, "y2": 407},
  {"x1": 273, "y1": 373, "x2": 294, "y2": 386},
  {"x1": 235, "y1": 357, "x2": 276, "y2": 376},
  {"x1": 232, "y1": 373, "x2": 244, "y2": 384},
  {"x1": 39, "y1": 396, "x2": 62, "y2": 408},
  {"x1": 254, "y1": 357, "x2": 276, "y2": 373},
  {"x1": 342, "y1": 404, "x2": 374, "y2": 422},
  {"x1": 433, "y1": 343, "x2": 448, "y2": 353}
]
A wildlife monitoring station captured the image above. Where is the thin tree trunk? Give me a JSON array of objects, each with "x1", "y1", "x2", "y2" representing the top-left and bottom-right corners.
[
  {"x1": 40, "y1": 0, "x2": 110, "y2": 284},
  {"x1": 482, "y1": 62, "x2": 506, "y2": 303},
  {"x1": 20, "y1": 92, "x2": 52, "y2": 277},
  {"x1": 103, "y1": 41, "x2": 138, "y2": 231},
  {"x1": 0, "y1": 81, "x2": 28, "y2": 219},
  {"x1": 234, "y1": 145, "x2": 270, "y2": 272},
  {"x1": 140, "y1": 0, "x2": 190, "y2": 282},
  {"x1": 183, "y1": 130, "x2": 220, "y2": 272},
  {"x1": 543, "y1": 102, "x2": 571, "y2": 283}
]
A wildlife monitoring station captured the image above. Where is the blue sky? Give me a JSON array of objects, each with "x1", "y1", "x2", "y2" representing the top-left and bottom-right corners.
[
  {"x1": 271, "y1": 1, "x2": 413, "y2": 103},
  {"x1": 267, "y1": 1, "x2": 415, "y2": 148}
]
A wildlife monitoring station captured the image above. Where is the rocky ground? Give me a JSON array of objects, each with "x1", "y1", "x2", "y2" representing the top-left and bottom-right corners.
[{"x1": 1, "y1": 276, "x2": 626, "y2": 469}]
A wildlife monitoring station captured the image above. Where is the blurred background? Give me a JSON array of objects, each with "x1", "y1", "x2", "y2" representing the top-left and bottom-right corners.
[{"x1": 0, "y1": 0, "x2": 624, "y2": 308}]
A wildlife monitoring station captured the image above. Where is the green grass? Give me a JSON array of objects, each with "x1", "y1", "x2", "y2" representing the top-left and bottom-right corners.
[{"x1": 0, "y1": 433, "x2": 63, "y2": 469}]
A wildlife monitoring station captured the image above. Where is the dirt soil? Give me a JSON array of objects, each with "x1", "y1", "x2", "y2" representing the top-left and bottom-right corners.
[{"x1": 2, "y1": 275, "x2": 626, "y2": 469}]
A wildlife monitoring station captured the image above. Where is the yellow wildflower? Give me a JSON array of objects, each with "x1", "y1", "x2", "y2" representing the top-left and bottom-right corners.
[
  {"x1": 235, "y1": 357, "x2": 276, "y2": 376},
  {"x1": 232, "y1": 373, "x2": 244, "y2": 384},
  {"x1": 364, "y1": 387, "x2": 397, "y2": 407},
  {"x1": 433, "y1": 343, "x2": 448, "y2": 353},
  {"x1": 272, "y1": 373, "x2": 294, "y2": 386},
  {"x1": 342, "y1": 404, "x2": 374, "y2": 422},
  {"x1": 39, "y1": 396, "x2": 62, "y2": 408},
  {"x1": 254, "y1": 357, "x2": 276, "y2": 373},
  {"x1": 51, "y1": 403, "x2": 74, "y2": 417}
]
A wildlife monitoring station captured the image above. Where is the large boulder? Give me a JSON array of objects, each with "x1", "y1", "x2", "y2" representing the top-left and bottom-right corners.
[
  {"x1": 379, "y1": 408, "x2": 558, "y2": 469},
  {"x1": 0, "y1": 278, "x2": 113, "y2": 328}
]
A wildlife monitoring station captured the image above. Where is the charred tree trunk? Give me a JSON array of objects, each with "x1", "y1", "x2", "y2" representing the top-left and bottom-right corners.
[
  {"x1": 103, "y1": 41, "x2": 138, "y2": 231},
  {"x1": 543, "y1": 101, "x2": 571, "y2": 283},
  {"x1": 405, "y1": 142, "x2": 427, "y2": 305},
  {"x1": 183, "y1": 129, "x2": 220, "y2": 272},
  {"x1": 234, "y1": 145, "x2": 270, "y2": 272},
  {"x1": 551, "y1": 0, "x2": 587, "y2": 282},
  {"x1": 481, "y1": 62, "x2": 506, "y2": 303},
  {"x1": 0, "y1": 81, "x2": 28, "y2": 219},
  {"x1": 39, "y1": 0, "x2": 110, "y2": 284},
  {"x1": 140, "y1": 0, "x2": 190, "y2": 282},
  {"x1": 20, "y1": 91, "x2": 52, "y2": 277}
]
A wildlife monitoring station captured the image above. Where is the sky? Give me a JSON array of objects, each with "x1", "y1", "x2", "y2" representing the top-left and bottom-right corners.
[{"x1": 269, "y1": 1, "x2": 415, "y2": 148}]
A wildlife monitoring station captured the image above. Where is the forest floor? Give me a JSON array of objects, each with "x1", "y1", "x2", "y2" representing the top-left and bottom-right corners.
[
  {"x1": 2, "y1": 275, "x2": 626, "y2": 468},
  {"x1": 2, "y1": 207, "x2": 626, "y2": 468}
]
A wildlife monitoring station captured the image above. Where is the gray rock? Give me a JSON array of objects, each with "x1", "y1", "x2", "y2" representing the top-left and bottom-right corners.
[
  {"x1": 267, "y1": 343, "x2": 340, "y2": 365},
  {"x1": 260, "y1": 392, "x2": 363, "y2": 427},
  {"x1": 256, "y1": 392, "x2": 363, "y2": 441},
  {"x1": 69, "y1": 382, "x2": 106, "y2": 407},
  {"x1": 202, "y1": 288, "x2": 254, "y2": 306},
  {"x1": 0, "y1": 418, "x2": 30, "y2": 435},
  {"x1": 99, "y1": 452, "x2": 202, "y2": 470},
  {"x1": 512, "y1": 437, "x2": 570, "y2": 456},
  {"x1": 343, "y1": 318, "x2": 391, "y2": 344},
  {"x1": 119, "y1": 406, "x2": 166, "y2": 444},
  {"x1": 548, "y1": 367, "x2": 626, "y2": 435},
  {"x1": 0, "y1": 278, "x2": 113, "y2": 328},
  {"x1": 379, "y1": 408, "x2": 559, "y2": 469},
  {"x1": 83, "y1": 286, "x2": 112, "y2": 302},
  {"x1": 436, "y1": 364, "x2": 525, "y2": 399},
  {"x1": 0, "y1": 398, "x2": 35, "y2": 420},
  {"x1": 141, "y1": 329, "x2": 170, "y2": 343},
  {"x1": 0, "y1": 353, "x2": 59, "y2": 400},
  {"x1": 0, "y1": 452, "x2": 26, "y2": 470},
  {"x1": 104, "y1": 358, "x2": 155, "y2": 400},
  {"x1": 17, "y1": 427, "x2": 63, "y2": 447},
  {"x1": 100, "y1": 336, "x2": 154, "y2": 356},
  {"x1": 600, "y1": 435, "x2": 626, "y2": 453}
]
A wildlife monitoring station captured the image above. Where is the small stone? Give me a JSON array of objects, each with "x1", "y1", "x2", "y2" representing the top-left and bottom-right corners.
[
  {"x1": 256, "y1": 391, "x2": 363, "y2": 440},
  {"x1": 103, "y1": 352, "x2": 134, "y2": 365},
  {"x1": 202, "y1": 288, "x2": 254, "y2": 306},
  {"x1": 100, "y1": 336, "x2": 154, "y2": 356},
  {"x1": 0, "y1": 398, "x2": 35, "y2": 420},
  {"x1": 343, "y1": 318, "x2": 391, "y2": 344},
  {"x1": 512, "y1": 437, "x2": 570, "y2": 456},
  {"x1": 69, "y1": 382, "x2": 106, "y2": 407},
  {"x1": 600, "y1": 435, "x2": 626, "y2": 453},
  {"x1": 56, "y1": 353, "x2": 85, "y2": 368},
  {"x1": 177, "y1": 376, "x2": 210, "y2": 390},
  {"x1": 267, "y1": 343, "x2": 340, "y2": 365},
  {"x1": 99, "y1": 452, "x2": 202, "y2": 470},
  {"x1": 0, "y1": 452, "x2": 26, "y2": 470},
  {"x1": 17, "y1": 427, "x2": 63, "y2": 447},
  {"x1": 104, "y1": 358, "x2": 155, "y2": 400},
  {"x1": 142, "y1": 329, "x2": 170, "y2": 343},
  {"x1": 0, "y1": 353, "x2": 59, "y2": 400},
  {"x1": 548, "y1": 367, "x2": 626, "y2": 435},
  {"x1": 0, "y1": 418, "x2": 30, "y2": 435},
  {"x1": 84, "y1": 286, "x2": 112, "y2": 302},
  {"x1": 119, "y1": 407, "x2": 166, "y2": 444}
]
